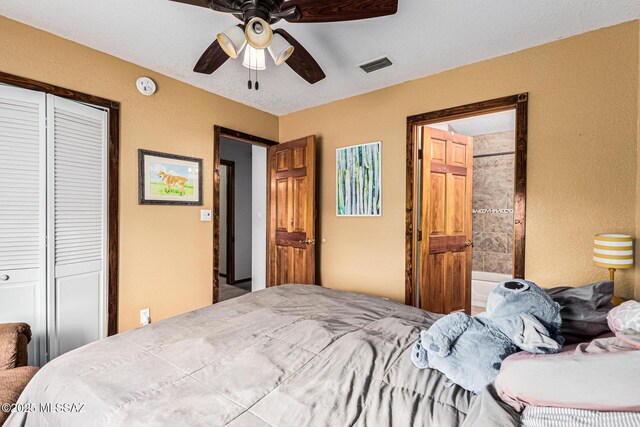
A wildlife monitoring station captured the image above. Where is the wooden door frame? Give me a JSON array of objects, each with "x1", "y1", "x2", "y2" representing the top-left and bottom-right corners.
[
  {"x1": 0, "y1": 70, "x2": 120, "y2": 336},
  {"x1": 213, "y1": 126, "x2": 278, "y2": 303},
  {"x1": 405, "y1": 93, "x2": 528, "y2": 307},
  {"x1": 220, "y1": 159, "x2": 235, "y2": 286}
]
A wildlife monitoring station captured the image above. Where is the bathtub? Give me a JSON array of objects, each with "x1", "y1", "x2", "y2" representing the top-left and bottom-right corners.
[{"x1": 471, "y1": 271, "x2": 512, "y2": 308}]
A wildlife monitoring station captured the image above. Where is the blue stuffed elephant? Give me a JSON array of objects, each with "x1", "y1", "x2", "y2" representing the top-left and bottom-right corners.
[{"x1": 411, "y1": 279, "x2": 564, "y2": 393}]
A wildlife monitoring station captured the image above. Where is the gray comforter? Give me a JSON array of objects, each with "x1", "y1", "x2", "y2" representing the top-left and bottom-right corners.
[{"x1": 6, "y1": 285, "x2": 519, "y2": 426}]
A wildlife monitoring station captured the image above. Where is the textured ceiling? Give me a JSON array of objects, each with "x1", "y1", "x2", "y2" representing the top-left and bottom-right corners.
[
  {"x1": 1, "y1": 0, "x2": 639, "y2": 115},
  {"x1": 430, "y1": 110, "x2": 515, "y2": 137}
]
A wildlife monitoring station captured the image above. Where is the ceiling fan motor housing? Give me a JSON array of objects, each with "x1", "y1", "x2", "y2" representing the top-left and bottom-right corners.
[{"x1": 217, "y1": 0, "x2": 298, "y2": 23}]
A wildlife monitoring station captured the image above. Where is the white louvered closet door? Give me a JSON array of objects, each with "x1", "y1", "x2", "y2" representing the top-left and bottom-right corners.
[
  {"x1": 47, "y1": 95, "x2": 107, "y2": 359},
  {"x1": 0, "y1": 85, "x2": 47, "y2": 366}
]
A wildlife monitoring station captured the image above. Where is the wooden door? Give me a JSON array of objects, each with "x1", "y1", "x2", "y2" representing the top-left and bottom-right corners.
[
  {"x1": 267, "y1": 136, "x2": 316, "y2": 286},
  {"x1": 419, "y1": 127, "x2": 473, "y2": 313}
]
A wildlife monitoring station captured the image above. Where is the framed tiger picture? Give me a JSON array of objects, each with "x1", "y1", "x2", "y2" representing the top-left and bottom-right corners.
[{"x1": 138, "y1": 149, "x2": 203, "y2": 205}]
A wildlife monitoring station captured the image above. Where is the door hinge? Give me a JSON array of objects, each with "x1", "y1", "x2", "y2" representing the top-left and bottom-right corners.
[
  {"x1": 417, "y1": 148, "x2": 423, "y2": 160},
  {"x1": 417, "y1": 230, "x2": 422, "y2": 242}
]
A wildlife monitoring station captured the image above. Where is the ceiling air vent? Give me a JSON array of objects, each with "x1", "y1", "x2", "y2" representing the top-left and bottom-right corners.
[{"x1": 359, "y1": 56, "x2": 393, "y2": 74}]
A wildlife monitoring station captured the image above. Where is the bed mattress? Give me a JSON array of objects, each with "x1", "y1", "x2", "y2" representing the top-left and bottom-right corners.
[{"x1": 6, "y1": 285, "x2": 518, "y2": 426}]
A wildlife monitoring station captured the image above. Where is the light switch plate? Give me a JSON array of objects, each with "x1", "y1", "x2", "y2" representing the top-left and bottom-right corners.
[{"x1": 200, "y1": 210, "x2": 212, "y2": 221}]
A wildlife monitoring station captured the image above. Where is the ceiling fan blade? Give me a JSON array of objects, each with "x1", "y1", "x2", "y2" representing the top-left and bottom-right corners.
[
  {"x1": 169, "y1": 0, "x2": 210, "y2": 8},
  {"x1": 274, "y1": 29, "x2": 325, "y2": 84},
  {"x1": 170, "y1": 0, "x2": 240, "y2": 13},
  {"x1": 282, "y1": 0, "x2": 398, "y2": 23},
  {"x1": 193, "y1": 39, "x2": 230, "y2": 74}
]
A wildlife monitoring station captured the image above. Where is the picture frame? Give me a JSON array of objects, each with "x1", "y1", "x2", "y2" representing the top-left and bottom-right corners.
[
  {"x1": 336, "y1": 141, "x2": 382, "y2": 216},
  {"x1": 138, "y1": 149, "x2": 203, "y2": 205}
]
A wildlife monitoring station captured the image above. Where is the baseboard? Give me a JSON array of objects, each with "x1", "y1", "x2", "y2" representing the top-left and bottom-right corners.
[
  {"x1": 219, "y1": 273, "x2": 227, "y2": 278},
  {"x1": 234, "y1": 277, "x2": 251, "y2": 285}
]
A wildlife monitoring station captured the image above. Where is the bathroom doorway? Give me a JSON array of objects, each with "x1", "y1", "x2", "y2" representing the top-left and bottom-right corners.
[{"x1": 405, "y1": 95, "x2": 528, "y2": 314}]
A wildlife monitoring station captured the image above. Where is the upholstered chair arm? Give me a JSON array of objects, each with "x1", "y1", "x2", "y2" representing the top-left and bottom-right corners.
[{"x1": 0, "y1": 323, "x2": 32, "y2": 371}]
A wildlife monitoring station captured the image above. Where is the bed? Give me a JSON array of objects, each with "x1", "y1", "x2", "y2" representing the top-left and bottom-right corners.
[{"x1": 5, "y1": 285, "x2": 518, "y2": 426}]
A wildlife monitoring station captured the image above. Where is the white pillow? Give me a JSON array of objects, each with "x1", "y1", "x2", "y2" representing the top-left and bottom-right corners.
[{"x1": 496, "y1": 335, "x2": 640, "y2": 412}]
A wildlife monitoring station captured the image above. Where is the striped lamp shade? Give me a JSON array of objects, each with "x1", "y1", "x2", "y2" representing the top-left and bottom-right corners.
[{"x1": 593, "y1": 234, "x2": 634, "y2": 269}]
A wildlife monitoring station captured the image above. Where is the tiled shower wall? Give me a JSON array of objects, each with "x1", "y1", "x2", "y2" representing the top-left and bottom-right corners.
[{"x1": 472, "y1": 131, "x2": 515, "y2": 275}]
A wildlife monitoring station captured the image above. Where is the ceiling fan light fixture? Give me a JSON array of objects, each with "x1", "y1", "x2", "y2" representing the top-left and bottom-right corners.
[
  {"x1": 242, "y1": 45, "x2": 267, "y2": 71},
  {"x1": 216, "y1": 25, "x2": 246, "y2": 59},
  {"x1": 245, "y1": 17, "x2": 273, "y2": 49},
  {"x1": 267, "y1": 33, "x2": 295, "y2": 66}
]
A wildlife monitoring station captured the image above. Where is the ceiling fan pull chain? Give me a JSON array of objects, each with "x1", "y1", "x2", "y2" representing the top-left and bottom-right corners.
[
  {"x1": 254, "y1": 51, "x2": 259, "y2": 90},
  {"x1": 247, "y1": 46, "x2": 253, "y2": 90},
  {"x1": 253, "y1": 48, "x2": 259, "y2": 90}
]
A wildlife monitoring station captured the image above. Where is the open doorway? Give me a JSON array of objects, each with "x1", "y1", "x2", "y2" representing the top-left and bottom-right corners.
[
  {"x1": 405, "y1": 94, "x2": 528, "y2": 315},
  {"x1": 213, "y1": 127, "x2": 278, "y2": 303},
  {"x1": 219, "y1": 159, "x2": 236, "y2": 289},
  {"x1": 427, "y1": 110, "x2": 516, "y2": 314}
]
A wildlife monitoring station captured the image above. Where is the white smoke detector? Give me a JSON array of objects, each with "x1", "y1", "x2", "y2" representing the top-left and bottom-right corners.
[{"x1": 136, "y1": 77, "x2": 157, "y2": 96}]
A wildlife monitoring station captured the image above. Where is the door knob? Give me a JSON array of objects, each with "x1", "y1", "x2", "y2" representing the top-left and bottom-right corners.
[
  {"x1": 464, "y1": 240, "x2": 473, "y2": 248},
  {"x1": 299, "y1": 238, "x2": 316, "y2": 245},
  {"x1": 0, "y1": 275, "x2": 9, "y2": 281}
]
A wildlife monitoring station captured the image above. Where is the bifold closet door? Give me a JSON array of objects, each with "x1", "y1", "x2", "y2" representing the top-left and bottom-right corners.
[
  {"x1": 47, "y1": 95, "x2": 107, "y2": 359},
  {"x1": 0, "y1": 85, "x2": 47, "y2": 366}
]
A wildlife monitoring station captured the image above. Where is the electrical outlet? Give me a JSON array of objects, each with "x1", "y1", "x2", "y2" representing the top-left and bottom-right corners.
[{"x1": 140, "y1": 308, "x2": 150, "y2": 326}]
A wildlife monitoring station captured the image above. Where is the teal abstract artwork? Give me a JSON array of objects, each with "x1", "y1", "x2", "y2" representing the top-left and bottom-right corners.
[{"x1": 336, "y1": 142, "x2": 382, "y2": 216}]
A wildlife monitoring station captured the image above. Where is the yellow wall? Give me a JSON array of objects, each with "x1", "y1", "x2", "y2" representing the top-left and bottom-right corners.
[
  {"x1": 280, "y1": 21, "x2": 640, "y2": 301},
  {"x1": 0, "y1": 16, "x2": 279, "y2": 332},
  {"x1": 636, "y1": 21, "x2": 640, "y2": 301}
]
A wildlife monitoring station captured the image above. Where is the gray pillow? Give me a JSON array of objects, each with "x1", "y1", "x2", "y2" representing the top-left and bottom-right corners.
[{"x1": 545, "y1": 281, "x2": 613, "y2": 344}]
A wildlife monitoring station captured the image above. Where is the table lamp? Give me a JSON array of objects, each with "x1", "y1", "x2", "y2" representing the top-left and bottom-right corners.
[{"x1": 593, "y1": 234, "x2": 634, "y2": 281}]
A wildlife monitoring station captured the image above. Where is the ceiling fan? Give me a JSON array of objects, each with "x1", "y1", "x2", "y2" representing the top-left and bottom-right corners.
[{"x1": 171, "y1": 0, "x2": 399, "y2": 89}]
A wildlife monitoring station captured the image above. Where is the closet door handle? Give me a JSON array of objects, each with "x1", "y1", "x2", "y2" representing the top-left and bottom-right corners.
[{"x1": 0, "y1": 275, "x2": 9, "y2": 281}]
